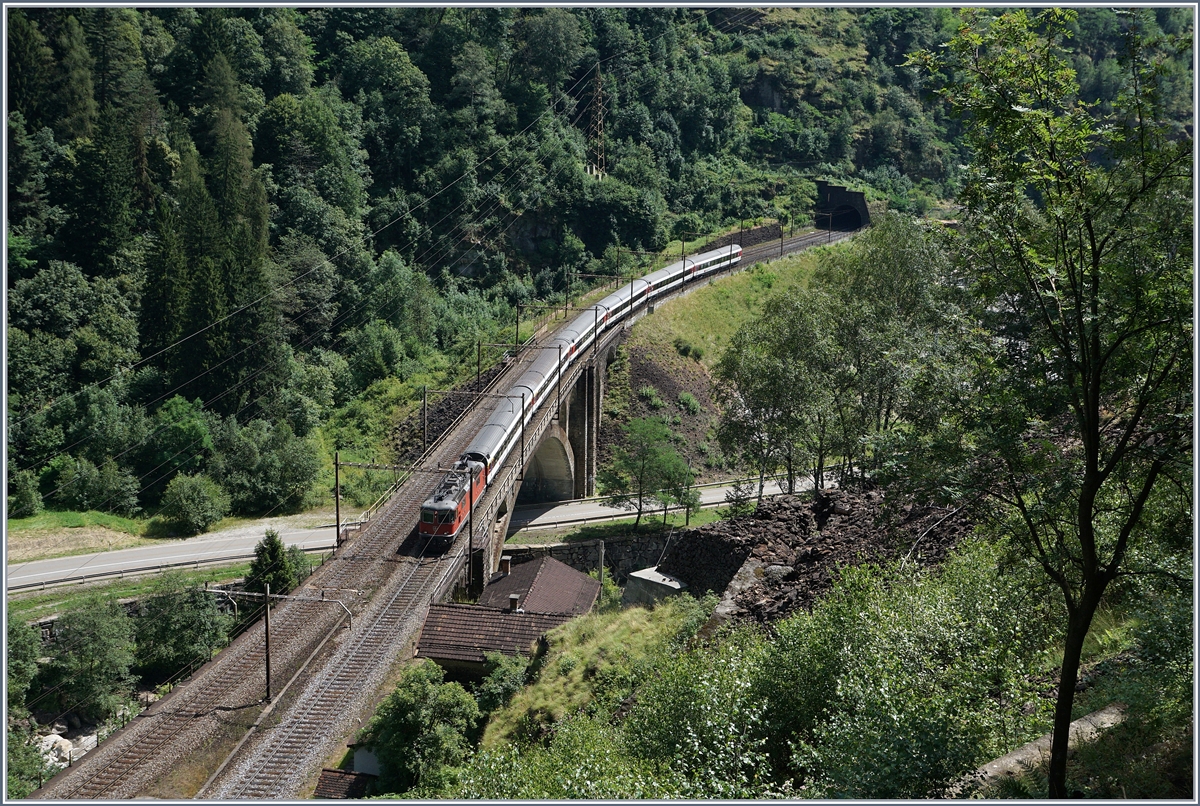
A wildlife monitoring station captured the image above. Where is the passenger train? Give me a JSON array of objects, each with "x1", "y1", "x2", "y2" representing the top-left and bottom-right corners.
[{"x1": 418, "y1": 243, "x2": 743, "y2": 541}]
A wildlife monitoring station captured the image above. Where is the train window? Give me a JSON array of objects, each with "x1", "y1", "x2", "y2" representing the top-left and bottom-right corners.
[{"x1": 421, "y1": 510, "x2": 434, "y2": 524}]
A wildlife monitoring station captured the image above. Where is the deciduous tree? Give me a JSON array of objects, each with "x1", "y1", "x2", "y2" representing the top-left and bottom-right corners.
[
  {"x1": 47, "y1": 595, "x2": 136, "y2": 720},
  {"x1": 600, "y1": 417, "x2": 686, "y2": 528},
  {"x1": 359, "y1": 659, "x2": 481, "y2": 794},
  {"x1": 910, "y1": 9, "x2": 1193, "y2": 796},
  {"x1": 134, "y1": 573, "x2": 231, "y2": 680}
]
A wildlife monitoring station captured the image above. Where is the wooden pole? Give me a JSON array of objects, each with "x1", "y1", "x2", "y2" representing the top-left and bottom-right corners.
[
  {"x1": 477, "y1": 340, "x2": 481, "y2": 385},
  {"x1": 422, "y1": 385, "x2": 428, "y2": 452},
  {"x1": 334, "y1": 451, "x2": 340, "y2": 547},
  {"x1": 264, "y1": 583, "x2": 272, "y2": 703}
]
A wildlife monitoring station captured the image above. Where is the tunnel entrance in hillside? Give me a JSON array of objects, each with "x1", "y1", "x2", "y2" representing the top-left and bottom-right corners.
[{"x1": 816, "y1": 204, "x2": 863, "y2": 231}]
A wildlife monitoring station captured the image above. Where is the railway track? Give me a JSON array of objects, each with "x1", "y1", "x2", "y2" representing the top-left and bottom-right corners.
[
  {"x1": 741, "y1": 226, "x2": 858, "y2": 266},
  {"x1": 202, "y1": 398, "x2": 505, "y2": 798},
  {"x1": 31, "y1": 226, "x2": 860, "y2": 800},
  {"x1": 32, "y1": 347, "x2": 541, "y2": 801}
]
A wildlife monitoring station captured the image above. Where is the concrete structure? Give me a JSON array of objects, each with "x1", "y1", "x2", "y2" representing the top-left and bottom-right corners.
[
  {"x1": 621, "y1": 567, "x2": 688, "y2": 607},
  {"x1": 814, "y1": 179, "x2": 870, "y2": 231}
]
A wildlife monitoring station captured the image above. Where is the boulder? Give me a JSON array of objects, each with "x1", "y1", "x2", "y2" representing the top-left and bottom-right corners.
[
  {"x1": 39, "y1": 734, "x2": 72, "y2": 763},
  {"x1": 764, "y1": 564, "x2": 793, "y2": 582}
]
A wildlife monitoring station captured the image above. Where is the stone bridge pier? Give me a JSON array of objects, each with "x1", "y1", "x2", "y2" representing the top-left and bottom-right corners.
[
  {"x1": 515, "y1": 353, "x2": 610, "y2": 505},
  {"x1": 476, "y1": 339, "x2": 622, "y2": 583}
]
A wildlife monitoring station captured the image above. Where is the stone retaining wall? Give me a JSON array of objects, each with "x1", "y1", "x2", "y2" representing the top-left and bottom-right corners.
[{"x1": 504, "y1": 530, "x2": 682, "y2": 583}]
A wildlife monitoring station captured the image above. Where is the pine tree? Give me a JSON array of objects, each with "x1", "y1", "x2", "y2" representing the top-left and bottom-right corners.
[
  {"x1": 142, "y1": 197, "x2": 191, "y2": 356},
  {"x1": 245, "y1": 529, "x2": 298, "y2": 595},
  {"x1": 82, "y1": 7, "x2": 151, "y2": 113},
  {"x1": 66, "y1": 104, "x2": 135, "y2": 275},
  {"x1": 7, "y1": 10, "x2": 55, "y2": 130},
  {"x1": 48, "y1": 14, "x2": 97, "y2": 142}
]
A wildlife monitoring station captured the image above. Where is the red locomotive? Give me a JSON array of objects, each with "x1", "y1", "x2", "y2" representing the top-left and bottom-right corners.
[{"x1": 418, "y1": 458, "x2": 486, "y2": 540}]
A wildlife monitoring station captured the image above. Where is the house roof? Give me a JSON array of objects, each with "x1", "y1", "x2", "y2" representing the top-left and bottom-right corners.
[
  {"x1": 477, "y1": 556, "x2": 601, "y2": 615},
  {"x1": 314, "y1": 768, "x2": 375, "y2": 799},
  {"x1": 415, "y1": 603, "x2": 572, "y2": 664}
]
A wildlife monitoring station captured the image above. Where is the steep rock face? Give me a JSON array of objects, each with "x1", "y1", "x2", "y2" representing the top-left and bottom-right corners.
[{"x1": 655, "y1": 485, "x2": 972, "y2": 624}]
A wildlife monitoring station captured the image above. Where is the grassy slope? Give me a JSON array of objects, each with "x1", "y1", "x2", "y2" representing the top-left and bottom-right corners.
[
  {"x1": 480, "y1": 597, "x2": 700, "y2": 749},
  {"x1": 627, "y1": 248, "x2": 822, "y2": 375},
  {"x1": 600, "y1": 243, "x2": 831, "y2": 482}
]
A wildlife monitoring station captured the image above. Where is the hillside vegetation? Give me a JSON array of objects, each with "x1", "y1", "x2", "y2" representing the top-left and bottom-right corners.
[{"x1": 9, "y1": 7, "x2": 1189, "y2": 532}]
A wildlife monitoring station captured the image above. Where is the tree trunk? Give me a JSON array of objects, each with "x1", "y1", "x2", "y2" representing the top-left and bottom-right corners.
[{"x1": 1047, "y1": 590, "x2": 1104, "y2": 797}]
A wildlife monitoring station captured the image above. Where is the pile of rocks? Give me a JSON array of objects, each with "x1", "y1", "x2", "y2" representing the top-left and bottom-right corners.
[{"x1": 656, "y1": 485, "x2": 972, "y2": 625}]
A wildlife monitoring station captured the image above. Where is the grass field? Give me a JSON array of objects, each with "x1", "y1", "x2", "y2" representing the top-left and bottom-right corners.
[{"x1": 626, "y1": 247, "x2": 823, "y2": 373}]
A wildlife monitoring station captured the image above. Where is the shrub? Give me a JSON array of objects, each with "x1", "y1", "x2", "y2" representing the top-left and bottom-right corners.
[
  {"x1": 342, "y1": 465, "x2": 395, "y2": 507},
  {"x1": 678, "y1": 392, "x2": 701, "y2": 415},
  {"x1": 475, "y1": 652, "x2": 529, "y2": 714},
  {"x1": 589, "y1": 568, "x2": 623, "y2": 614},
  {"x1": 7, "y1": 469, "x2": 42, "y2": 519},
  {"x1": 765, "y1": 541, "x2": 1054, "y2": 798},
  {"x1": 359, "y1": 659, "x2": 480, "y2": 795},
  {"x1": 286, "y1": 544, "x2": 311, "y2": 582},
  {"x1": 672, "y1": 338, "x2": 704, "y2": 362},
  {"x1": 637, "y1": 385, "x2": 666, "y2": 409},
  {"x1": 160, "y1": 473, "x2": 229, "y2": 535},
  {"x1": 624, "y1": 631, "x2": 778, "y2": 798},
  {"x1": 208, "y1": 418, "x2": 320, "y2": 515},
  {"x1": 43, "y1": 456, "x2": 140, "y2": 516},
  {"x1": 453, "y1": 714, "x2": 680, "y2": 798},
  {"x1": 719, "y1": 478, "x2": 756, "y2": 519}
]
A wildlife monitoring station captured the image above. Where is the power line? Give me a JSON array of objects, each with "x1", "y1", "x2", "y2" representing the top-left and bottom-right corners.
[{"x1": 17, "y1": 10, "x2": 749, "y2": 501}]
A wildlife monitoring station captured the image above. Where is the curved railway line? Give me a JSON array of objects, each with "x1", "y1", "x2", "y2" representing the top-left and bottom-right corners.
[
  {"x1": 32, "y1": 349, "x2": 527, "y2": 800},
  {"x1": 29, "y1": 224, "x2": 859, "y2": 800}
]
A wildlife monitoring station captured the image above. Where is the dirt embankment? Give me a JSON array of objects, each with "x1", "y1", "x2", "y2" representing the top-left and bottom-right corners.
[
  {"x1": 598, "y1": 343, "x2": 723, "y2": 481},
  {"x1": 656, "y1": 484, "x2": 972, "y2": 624}
]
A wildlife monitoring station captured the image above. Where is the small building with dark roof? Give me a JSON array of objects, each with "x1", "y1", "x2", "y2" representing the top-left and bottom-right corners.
[
  {"x1": 313, "y1": 768, "x2": 376, "y2": 799},
  {"x1": 477, "y1": 555, "x2": 600, "y2": 615},
  {"x1": 414, "y1": 556, "x2": 600, "y2": 680},
  {"x1": 415, "y1": 604, "x2": 572, "y2": 680}
]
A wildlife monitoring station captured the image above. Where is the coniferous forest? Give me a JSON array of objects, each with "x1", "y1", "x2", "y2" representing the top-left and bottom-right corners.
[{"x1": 9, "y1": 7, "x2": 1190, "y2": 528}]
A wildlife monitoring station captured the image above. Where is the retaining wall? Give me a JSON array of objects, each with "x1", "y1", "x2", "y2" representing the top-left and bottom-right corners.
[{"x1": 504, "y1": 529, "x2": 685, "y2": 584}]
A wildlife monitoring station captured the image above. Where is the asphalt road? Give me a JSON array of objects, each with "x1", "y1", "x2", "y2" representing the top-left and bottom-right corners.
[
  {"x1": 6, "y1": 518, "x2": 338, "y2": 591},
  {"x1": 505, "y1": 478, "x2": 793, "y2": 534},
  {"x1": 6, "y1": 479, "x2": 804, "y2": 590}
]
